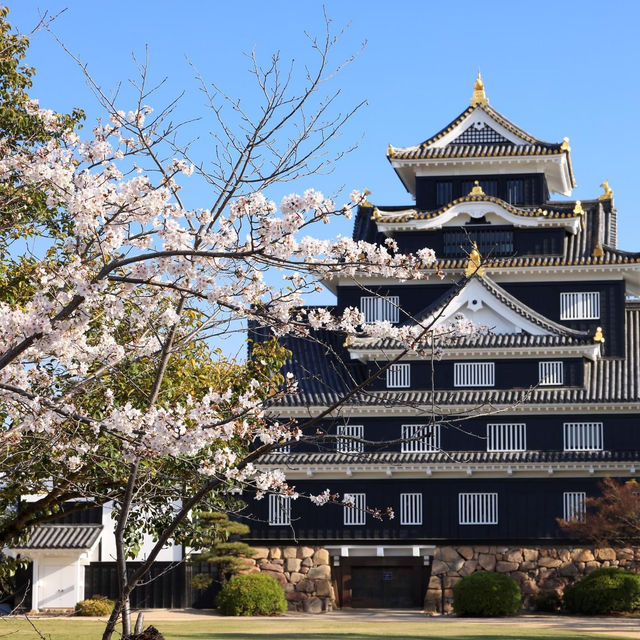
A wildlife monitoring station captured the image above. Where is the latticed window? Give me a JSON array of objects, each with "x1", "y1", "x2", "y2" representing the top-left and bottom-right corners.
[
  {"x1": 443, "y1": 228, "x2": 514, "y2": 258},
  {"x1": 539, "y1": 361, "x2": 564, "y2": 386},
  {"x1": 560, "y1": 292, "x2": 600, "y2": 320},
  {"x1": 387, "y1": 363, "x2": 410, "y2": 388},
  {"x1": 344, "y1": 493, "x2": 366, "y2": 525},
  {"x1": 452, "y1": 124, "x2": 510, "y2": 145},
  {"x1": 268, "y1": 495, "x2": 291, "y2": 526},
  {"x1": 360, "y1": 295, "x2": 400, "y2": 323},
  {"x1": 563, "y1": 492, "x2": 586, "y2": 522},
  {"x1": 400, "y1": 493, "x2": 423, "y2": 525},
  {"x1": 563, "y1": 422, "x2": 603, "y2": 451},
  {"x1": 401, "y1": 424, "x2": 440, "y2": 452},
  {"x1": 486, "y1": 423, "x2": 526, "y2": 452},
  {"x1": 458, "y1": 492, "x2": 498, "y2": 525},
  {"x1": 454, "y1": 362, "x2": 495, "y2": 387},
  {"x1": 337, "y1": 424, "x2": 364, "y2": 453}
]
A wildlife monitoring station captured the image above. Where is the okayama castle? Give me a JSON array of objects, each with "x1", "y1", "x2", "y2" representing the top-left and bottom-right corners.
[{"x1": 247, "y1": 74, "x2": 640, "y2": 609}]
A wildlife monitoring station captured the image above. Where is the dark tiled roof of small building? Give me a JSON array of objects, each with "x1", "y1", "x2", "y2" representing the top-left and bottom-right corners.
[
  {"x1": 11, "y1": 524, "x2": 102, "y2": 550},
  {"x1": 260, "y1": 449, "x2": 640, "y2": 466}
]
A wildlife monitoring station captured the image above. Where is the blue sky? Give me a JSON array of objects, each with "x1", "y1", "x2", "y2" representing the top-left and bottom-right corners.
[{"x1": 9, "y1": 1, "x2": 640, "y2": 353}]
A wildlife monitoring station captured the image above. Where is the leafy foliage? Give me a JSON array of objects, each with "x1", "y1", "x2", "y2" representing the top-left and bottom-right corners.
[
  {"x1": 453, "y1": 571, "x2": 521, "y2": 617},
  {"x1": 558, "y1": 478, "x2": 640, "y2": 546},
  {"x1": 215, "y1": 573, "x2": 287, "y2": 616},
  {"x1": 75, "y1": 595, "x2": 115, "y2": 616},
  {"x1": 530, "y1": 590, "x2": 562, "y2": 612},
  {"x1": 563, "y1": 568, "x2": 640, "y2": 614}
]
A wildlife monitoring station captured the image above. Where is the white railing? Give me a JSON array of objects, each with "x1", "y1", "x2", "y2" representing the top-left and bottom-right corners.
[
  {"x1": 401, "y1": 424, "x2": 440, "y2": 452},
  {"x1": 560, "y1": 292, "x2": 600, "y2": 320},
  {"x1": 563, "y1": 422, "x2": 603, "y2": 451},
  {"x1": 458, "y1": 492, "x2": 498, "y2": 525},
  {"x1": 387, "y1": 363, "x2": 411, "y2": 388},
  {"x1": 268, "y1": 495, "x2": 291, "y2": 526},
  {"x1": 400, "y1": 493, "x2": 423, "y2": 525},
  {"x1": 563, "y1": 491, "x2": 586, "y2": 521},
  {"x1": 539, "y1": 361, "x2": 564, "y2": 386},
  {"x1": 454, "y1": 362, "x2": 495, "y2": 387},
  {"x1": 344, "y1": 493, "x2": 366, "y2": 525},
  {"x1": 486, "y1": 423, "x2": 527, "y2": 452},
  {"x1": 337, "y1": 424, "x2": 364, "y2": 453},
  {"x1": 360, "y1": 295, "x2": 400, "y2": 323}
]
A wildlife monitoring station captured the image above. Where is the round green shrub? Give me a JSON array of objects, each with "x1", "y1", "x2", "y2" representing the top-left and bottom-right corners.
[
  {"x1": 531, "y1": 590, "x2": 562, "y2": 612},
  {"x1": 75, "y1": 595, "x2": 115, "y2": 616},
  {"x1": 453, "y1": 571, "x2": 521, "y2": 617},
  {"x1": 563, "y1": 567, "x2": 640, "y2": 614},
  {"x1": 216, "y1": 573, "x2": 287, "y2": 616}
]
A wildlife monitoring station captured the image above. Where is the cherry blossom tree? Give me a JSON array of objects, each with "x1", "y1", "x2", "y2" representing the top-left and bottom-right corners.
[{"x1": 0, "y1": 12, "x2": 484, "y2": 639}]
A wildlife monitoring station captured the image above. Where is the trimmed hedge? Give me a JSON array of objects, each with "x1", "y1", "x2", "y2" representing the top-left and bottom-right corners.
[
  {"x1": 531, "y1": 590, "x2": 562, "y2": 613},
  {"x1": 75, "y1": 595, "x2": 115, "y2": 616},
  {"x1": 453, "y1": 571, "x2": 521, "y2": 617},
  {"x1": 563, "y1": 567, "x2": 640, "y2": 614},
  {"x1": 216, "y1": 573, "x2": 287, "y2": 616}
]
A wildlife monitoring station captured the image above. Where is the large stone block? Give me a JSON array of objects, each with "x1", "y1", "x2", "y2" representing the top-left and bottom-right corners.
[
  {"x1": 297, "y1": 546, "x2": 315, "y2": 559},
  {"x1": 289, "y1": 572, "x2": 304, "y2": 584},
  {"x1": 478, "y1": 553, "x2": 496, "y2": 571},
  {"x1": 269, "y1": 547, "x2": 282, "y2": 560},
  {"x1": 571, "y1": 548, "x2": 594, "y2": 562},
  {"x1": 428, "y1": 575, "x2": 441, "y2": 589},
  {"x1": 296, "y1": 579, "x2": 316, "y2": 593},
  {"x1": 448, "y1": 559, "x2": 465, "y2": 572},
  {"x1": 438, "y1": 546, "x2": 462, "y2": 563},
  {"x1": 458, "y1": 546, "x2": 475, "y2": 560},
  {"x1": 283, "y1": 547, "x2": 297, "y2": 559},
  {"x1": 558, "y1": 563, "x2": 579, "y2": 577},
  {"x1": 496, "y1": 561, "x2": 519, "y2": 573},
  {"x1": 459, "y1": 560, "x2": 478, "y2": 576},
  {"x1": 263, "y1": 570, "x2": 287, "y2": 587},
  {"x1": 301, "y1": 557, "x2": 313, "y2": 567},
  {"x1": 313, "y1": 549, "x2": 330, "y2": 566},
  {"x1": 596, "y1": 547, "x2": 616, "y2": 561},
  {"x1": 538, "y1": 557, "x2": 562, "y2": 568},
  {"x1": 261, "y1": 562, "x2": 283, "y2": 572},
  {"x1": 308, "y1": 565, "x2": 331, "y2": 580},
  {"x1": 315, "y1": 579, "x2": 332, "y2": 597},
  {"x1": 286, "y1": 591, "x2": 307, "y2": 602},
  {"x1": 285, "y1": 558, "x2": 302, "y2": 573},
  {"x1": 522, "y1": 548, "x2": 539, "y2": 562},
  {"x1": 303, "y1": 596, "x2": 323, "y2": 614},
  {"x1": 505, "y1": 550, "x2": 523, "y2": 564},
  {"x1": 252, "y1": 547, "x2": 270, "y2": 559},
  {"x1": 444, "y1": 575, "x2": 461, "y2": 588},
  {"x1": 431, "y1": 559, "x2": 448, "y2": 575}
]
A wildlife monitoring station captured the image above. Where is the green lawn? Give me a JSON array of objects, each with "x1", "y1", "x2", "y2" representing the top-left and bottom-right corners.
[{"x1": 0, "y1": 617, "x2": 635, "y2": 640}]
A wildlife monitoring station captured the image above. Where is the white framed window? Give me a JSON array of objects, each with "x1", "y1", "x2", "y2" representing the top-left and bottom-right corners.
[
  {"x1": 454, "y1": 362, "x2": 495, "y2": 387},
  {"x1": 563, "y1": 491, "x2": 586, "y2": 522},
  {"x1": 486, "y1": 423, "x2": 526, "y2": 452},
  {"x1": 337, "y1": 424, "x2": 364, "y2": 453},
  {"x1": 360, "y1": 295, "x2": 400, "y2": 324},
  {"x1": 400, "y1": 493, "x2": 423, "y2": 525},
  {"x1": 401, "y1": 424, "x2": 440, "y2": 452},
  {"x1": 539, "y1": 361, "x2": 564, "y2": 386},
  {"x1": 563, "y1": 422, "x2": 604, "y2": 451},
  {"x1": 458, "y1": 492, "x2": 498, "y2": 525},
  {"x1": 268, "y1": 495, "x2": 291, "y2": 526},
  {"x1": 387, "y1": 363, "x2": 410, "y2": 388},
  {"x1": 344, "y1": 493, "x2": 366, "y2": 525},
  {"x1": 560, "y1": 292, "x2": 600, "y2": 320}
]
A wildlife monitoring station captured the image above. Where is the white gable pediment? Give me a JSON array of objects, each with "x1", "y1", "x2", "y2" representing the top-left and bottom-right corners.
[
  {"x1": 428, "y1": 279, "x2": 552, "y2": 336},
  {"x1": 430, "y1": 108, "x2": 530, "y2": 149}
]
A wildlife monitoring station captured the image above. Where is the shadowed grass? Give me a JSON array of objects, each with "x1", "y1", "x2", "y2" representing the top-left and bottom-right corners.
[{"x1": 0, "y1": 617, "x2": 636, "y2": 640}]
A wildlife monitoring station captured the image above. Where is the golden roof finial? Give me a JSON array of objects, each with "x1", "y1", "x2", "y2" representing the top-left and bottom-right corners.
[
  {"x1": 465, "y1": 241, "x2": 485, "y2": 278},
  {"x1": 594, "y1": 326, "x2": 605, "y2": 343},
  {"x1": 362, "y1": 188, "x2": 373, "y2": 207},
  {"x1": 470, "y1": 69, "x2": 489, "y2": 107},
  {"x1": 598, "y1": 179, "x2": 614, "y2": 200},
  {"x1": 573, "y1": 200, "x2": 584, "y2": 216},
  {"x1": 592, "y1": 243, "x2": 604, "y2": 258},
  {"x1": 387, "y1": 143, "x2": 394, "y2": 157},
  {"x1": 561, "y1": 137, "x2": 571, "y2": 152},
  {"x1": 469, "y1": 180, "x2": 485, "y2": 196}
]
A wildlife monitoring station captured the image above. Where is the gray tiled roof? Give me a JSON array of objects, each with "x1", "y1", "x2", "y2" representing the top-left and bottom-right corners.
[
  {"x1": 11, "y1": 524, "x2": 102, "y2": 550},
  {"x1": 260, "y1": 450, "x2": 640, "y2": 466}
]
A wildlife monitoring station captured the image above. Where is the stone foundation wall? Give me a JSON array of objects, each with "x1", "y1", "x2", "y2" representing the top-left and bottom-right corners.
[
  {"x1": 244, "y1": 546, "x2": 334, "y2": 613},
  {"x1": 425, "y1": 545, "x2": 640, "y2": 613}
]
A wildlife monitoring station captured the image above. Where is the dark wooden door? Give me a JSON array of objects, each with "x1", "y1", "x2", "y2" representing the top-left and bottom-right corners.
[{"x1": 342, "y1": 557, "x2": 427, "y2": 608}]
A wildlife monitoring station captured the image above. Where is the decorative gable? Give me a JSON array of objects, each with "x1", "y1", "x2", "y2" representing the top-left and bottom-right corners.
[{"x1": 451, "y1": 121, "x2": 511, "y2": 145}]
